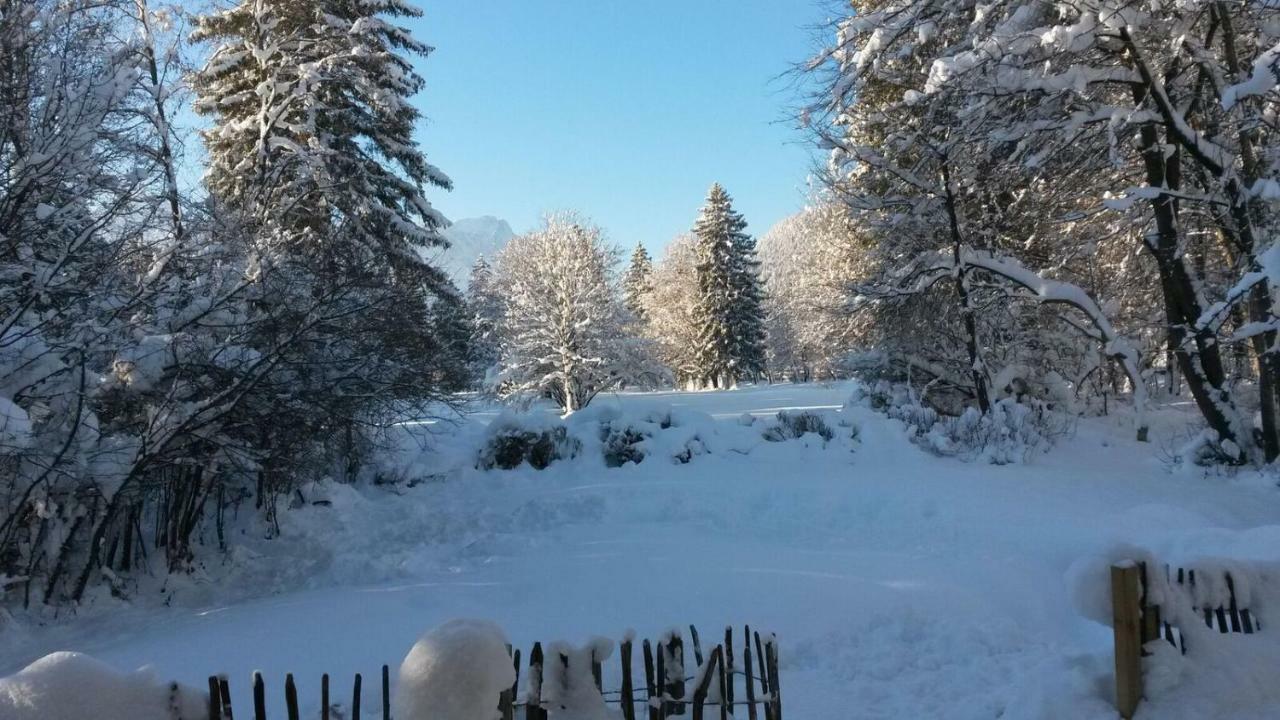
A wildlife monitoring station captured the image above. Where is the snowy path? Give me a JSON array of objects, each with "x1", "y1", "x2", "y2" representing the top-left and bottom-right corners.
[{"x1": 4, "y1": 384, "x2": 1279, "y2": 718}]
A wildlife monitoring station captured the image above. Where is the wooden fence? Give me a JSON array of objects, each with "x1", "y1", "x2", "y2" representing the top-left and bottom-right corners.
[
  {"x1": 1111, "y1": 560, "x2": 1262, "y2": 719},
  {"x1": 204, "y1": 625, "x2": 780, "y2": 720}
]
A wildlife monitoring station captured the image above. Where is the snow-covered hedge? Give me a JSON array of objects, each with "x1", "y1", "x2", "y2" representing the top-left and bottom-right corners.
[
  {"x1": 475, "y1": 401, "x2": 860, "y2": 471},
  {"x1": 852, "y1": 381, "x2": 1068, "y2": 464}
]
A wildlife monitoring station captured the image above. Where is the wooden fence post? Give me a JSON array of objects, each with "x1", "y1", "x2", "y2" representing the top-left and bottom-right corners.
[
  {"x1": 321, "y1": 674, "x2": 330, "y2": 720},
  {"x1": 642, "y1": 639, "x2": 659, "y2": 720},
  {"x1": 352, "y1": 672, "x2": 362, "y2": 720},
  {"x1": 527, "y1": 642, "x2": 545, "y2": 720},
  {"x1": 219, "y1": 677, "x2": 235, "y2": 720},
  {"x1": 742, "y1": 633, "x2": 758, "y2": 720},
  {"x1": 1112, "y1": 562, "x2": 1143, "y2": 720},
  {"x1": 381, "y1": 665, "x2": 390, "y2": 720},
  {"x1": 285, "y1": 673, "x2": 300, "y2": 720},
  {"x1": 252, "y1": 672, "x2": 265, "y2": 720},
  {"x1": 765, "y1": 636, "x2": 781, "y2": 720},
  {"x1": 722, "y1": 627, "x2": 734, "y2": 709},
  {"x1": 690, "y1": 647, "x2": 719, "y2": 720},
  {"x1": 665, "y1": 634, "x2": 686, "y2": 716},
  {"x1": 208, "y1": 677, "x2": 223, "y2": 720},
  {"x1": 753, "y1": 631, "x2": 771, "y2": 720},
  {"x1": 621, "y1": 638, "x2": 636, "y2": 720}
]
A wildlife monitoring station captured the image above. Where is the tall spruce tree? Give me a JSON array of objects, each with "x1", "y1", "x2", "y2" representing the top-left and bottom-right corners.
[
  {"x1": 191, "y1": 0, "x2": 452, "y2": 283},
  {"x1": 465, "y1": 255, "x2": 503, "y2": 385},
  {"x1": 691, "y1": 184, "x2": 766, "y2": 388},
  {"x1": 622, "y1": 243, "x2": 655, "y2": 321},
  {"x1": 191, "y1": 0, "x2": 467, "y2": 481}
]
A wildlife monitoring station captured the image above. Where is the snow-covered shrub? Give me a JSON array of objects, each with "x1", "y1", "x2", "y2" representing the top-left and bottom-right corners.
[
  {"x1": 395, "y1": 620, "x2": 515, "y2": 720},
  {"x1": 917, "y1": 400, "x2": 1068, "y2": 464},
  {"x1": 477, "y1": 414, "x2": 581, "y2": 470},
  {"x1": 0, "y1": 652, "x2": 206, "y2": 720},
  {"x1": 593, "y1": 407, "x2": 711, "y2": 466},
  {"x1": 762, "y1": 410, "x2": 835, "y2": 442}
]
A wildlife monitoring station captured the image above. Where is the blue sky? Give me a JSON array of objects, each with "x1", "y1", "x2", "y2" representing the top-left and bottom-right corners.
[{"x1": 407, "y1": 1, "x2": 829, "y2": 254}]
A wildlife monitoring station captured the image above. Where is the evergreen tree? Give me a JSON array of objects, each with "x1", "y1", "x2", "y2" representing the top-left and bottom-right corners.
[
  {"x1": 191, "y1": 0, "x2": 468, "y2": 481},
  {"x1": 622, "y1": 243, "x2": 655, "y2": 321},
  {"x1": 465, "y1": 255, "x2": 504, "y2": 385},
  {"x1": 191, "y1": 0, "x2": 452, "y2": 283},
  {"x1": 691, "y1": 184, "x2": 766, "y2": 388}
]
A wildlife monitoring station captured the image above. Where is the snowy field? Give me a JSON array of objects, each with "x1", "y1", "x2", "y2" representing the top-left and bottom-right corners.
[{"x1": 4, "y1": 383, "x2": 1280, "y2": 718}]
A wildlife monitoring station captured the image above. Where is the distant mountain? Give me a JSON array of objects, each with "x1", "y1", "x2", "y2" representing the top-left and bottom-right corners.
[{"x1": 429, "y1": 216, "x2": 516, "y2": 289}]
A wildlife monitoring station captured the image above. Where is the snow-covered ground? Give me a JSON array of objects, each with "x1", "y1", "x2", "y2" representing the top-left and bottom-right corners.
[{"x1": 4, "y1": 383, "x2": 1280, "y2": 719}]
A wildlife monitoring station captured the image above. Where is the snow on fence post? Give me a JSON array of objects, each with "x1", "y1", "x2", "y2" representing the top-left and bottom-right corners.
[
  {"x1": 500, "y1": 646, "x2": 520, "y2": 720},
  {"x1": 716, "y1": 646, "x2": 729, "y2": 720},
  {"x1": 642, "y1": 639, "x2": 659, "y2": 720},
  {"x1": 1111, "y1": 562, "x2": 1143, "y2": 719},
  {"x1": 527, "y1": 642, "x2": 545, "y2": 720},
  {"x1": 664, "y1": 633, "x2": 686, "y2": 716},
  {"x1": 620, "y1": 638, "x2": 637, "y2": 720},
  {"x1": 656, "y1": 640, "x2": 667, "y2": 719}
]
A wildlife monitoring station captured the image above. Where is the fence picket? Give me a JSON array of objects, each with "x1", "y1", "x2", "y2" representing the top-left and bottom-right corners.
[
  {"x1": 252, "y1": 672, "x2": 265, "y2": 720},
  {"x1": 690, "y1": 646, "x2": 718, "y2": 720},
  {"x1": 742, "y1": 632, "x2": 758, "y2": 720},
  {"x1": 352, "y1": 673, "x2": 362, "y2": 720},
  {"x1": 642, "y1": 639, "x2": 659, "y2": 720},
  {"x1": 527, "y1": 642, "x2": 545, "y2": 720},
  {"x1": 285, "y1": 673, "x2": 299, "y2": 720},
  {"x1": 621, "y1": 638, "x2": 636, "y2": 720},
  {"x1": 321, "y1": 674, "x2": 329, "y2": 720}
]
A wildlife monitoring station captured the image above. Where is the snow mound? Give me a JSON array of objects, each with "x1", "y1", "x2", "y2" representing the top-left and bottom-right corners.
[
  {"x1": 0, "y1": 651, "x2": 206, "y2": 720},
  {"x1": 395, "y1": 619, "x2": 515, "y2": 720}
]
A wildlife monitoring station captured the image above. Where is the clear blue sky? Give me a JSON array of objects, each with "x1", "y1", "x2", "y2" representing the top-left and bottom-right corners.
[{"x1": 407, "y1": 1, "x2": 828, "y2": 253}]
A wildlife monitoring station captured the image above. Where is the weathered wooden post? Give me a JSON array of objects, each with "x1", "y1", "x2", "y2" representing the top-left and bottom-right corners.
[
  {"x1": 1112, "y1": 562, "x2": 1143, "y2": 720},
  {"x1": 621, "y1": 638, "x2": 636, "y2": 720},
  {"x1": 351, "y1": 672, "x2": 362, "y2": 720},
  {"x1": 208, "y1": 677, "x2": 223, "y2": 720},
  {"x1": 765, "y1": 636, "x2": 781, "y2": 720},
  {"x1": 321, "y1": 674, "x2": 330, "y2": 720},
  {"x1": 527, "y1": 642, "x2": 545, "y2": 720},
  {"x1": 217, "y1": 671, "x2": 235, "y2": 717},
  {"x1": 642, "y1": 639, "x2": 659, "y2": 720},
  {"x1": 690, "y1": 646, "x2": 720, "y2": 720},
  {"x1": 381, "y1": 665, "x2": 391, "y2": 720},
  {"x1": 285, "y1": 673, "x2": 300, "y2": 720},
  {"x1": 252, "y1": 672, "x2": 266, "y2": 720},
  {"x1": 664, "y1": 633, "x2": 686, "y2": 716},
  {"x1": 742, "y1": 633, "x2": 758, "y2": 720},
  {"x1": 722, "y1": 627, "x2": 734, "y2": 709}
]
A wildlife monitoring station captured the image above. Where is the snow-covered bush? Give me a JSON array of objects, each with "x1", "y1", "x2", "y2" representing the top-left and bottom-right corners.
[
  {"x1": 761, "y1": 410, "x2": 835, "y2": 443},
  {"x1": 0, "y1": 652, "x2": 206, "y2": 720},
  {"x1": 917, "y1": 400, "x2": 1069, "y2": 465},
  {"x1": 477, "y1": 415, "x2": 581, "y2": 470},
  {"x1": 395, "y1": 620, "x2": 515, "y2": 720},
  {"x1": 594, "y1": 407, "x2": 712, "y2": 466}
]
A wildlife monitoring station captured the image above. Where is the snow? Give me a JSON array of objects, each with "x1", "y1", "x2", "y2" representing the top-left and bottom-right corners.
[
  {"x1": 395, "y1": 619, "x2": 515, "y2": 720},
  {"x1": 2, "y1": 384, "x2": 1280, "y2": 718},
  {"x1": 0, "y1": 652, "x2": 206, "y2": 720}
]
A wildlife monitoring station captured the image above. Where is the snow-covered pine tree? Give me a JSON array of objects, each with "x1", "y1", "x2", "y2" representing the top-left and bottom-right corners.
[
  {"x1": 191, "y1": 0, "x2": 452, "y2": 280},
  {"x1": 622, "y1": 243, "x2": 655, "y2": 321},
  {"x1": 465, "y1": 255, "x2": 504, "y2": 386},
  {"x1": 191, "y1": 0, "x2": 469, "y2": 482},
  {"x1": 691, "y1": 184, "x2": 766, "y2": 388}
]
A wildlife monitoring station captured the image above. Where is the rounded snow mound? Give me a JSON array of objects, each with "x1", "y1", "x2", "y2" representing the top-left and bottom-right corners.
[
  {"x1": 0, "y1": 651, "x2": 205, "y2": 720},
  {"x1": 395, "y1": 619, "x2": 515, "y2": 720}
]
